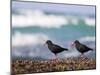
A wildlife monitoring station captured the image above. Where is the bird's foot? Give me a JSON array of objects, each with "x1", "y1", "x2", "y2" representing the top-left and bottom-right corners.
[{"x1": 80, "y1": 54, "x2": 84, "y2": 58}]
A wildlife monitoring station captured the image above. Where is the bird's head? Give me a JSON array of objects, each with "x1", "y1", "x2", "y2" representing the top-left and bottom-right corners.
[
  {"x1": 71, "y1": 40, "x2": 80, "y2": 47},
  {"x1": 44, "y1": 40, "x2": 52, "y2": 46},
  {"x1": 74, "y1": 40, "x2": 80, "y2": 44}
]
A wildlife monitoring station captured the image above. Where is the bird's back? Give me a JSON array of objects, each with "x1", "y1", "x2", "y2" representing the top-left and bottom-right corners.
[
  {"x1": 48, "y1": 44, "x2": 66, "y2": 53},
  {"x1": 76, "y1": 43, "x2": 93, "y2": 53}
]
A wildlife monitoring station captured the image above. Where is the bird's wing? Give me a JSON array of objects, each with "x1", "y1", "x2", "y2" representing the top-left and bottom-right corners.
[
  {"x1": 52, "y1": 44, "x2": 63, "y2": 50},
  {"x1": 81, "y1": 44, "x2": 93, "y2": 50},
  {"x1": 53, "y1": 44, "x2": 62, "y2": 49},
  {"x1": 53, "y1": 44, "x2": 68, "y2": 50}
]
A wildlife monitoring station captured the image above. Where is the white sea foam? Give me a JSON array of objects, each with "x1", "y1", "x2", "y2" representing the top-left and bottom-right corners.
[
  {"x1": 12, "y1": 32, "x2": 49, "y2": 47},
  {"x1": 64, "y1": 51, "x2": 80, "y2": 57},
  {"x1": 84, "y1": 17, "x2": 95, "y2": 26},
  {"x1": 79, "y1": 36, "x2": 95, "y2": 42},
  {"x1": 71, "y1": 18, "x2": 79, "y2": 25},
  {"x1": 12, "y1": 9, "x2": 95, "y2": 29},
  {"x1": 12, "y1": 10, "x2": 68, "y2": 28},
  {"x1": 12, "y1": 34, "x2": 95, "y2": 58}
]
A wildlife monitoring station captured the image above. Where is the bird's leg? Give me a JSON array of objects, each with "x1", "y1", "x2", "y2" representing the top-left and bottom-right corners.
[
  {"x1": 55, "y1": 53, "x2": 58, "y2": 59},
  {"x1": 50, "y1": 54, "x2": 57, "y2": 60},
  {"x1": 80, "y1": 53, "x2": 84, "y2": 58}
]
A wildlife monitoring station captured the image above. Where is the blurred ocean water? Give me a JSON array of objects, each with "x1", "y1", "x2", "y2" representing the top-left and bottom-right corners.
[{"x1": 12, "y1": 1, "x2": 96, "y2": 59}]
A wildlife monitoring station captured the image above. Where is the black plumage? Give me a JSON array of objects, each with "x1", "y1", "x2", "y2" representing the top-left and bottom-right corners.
[
  {"x1": 73, "y1": 40, "x2": 93, "y2": 54},
  {"x1": 45, "y1": 40, "x2": 68, "y2": 56}
]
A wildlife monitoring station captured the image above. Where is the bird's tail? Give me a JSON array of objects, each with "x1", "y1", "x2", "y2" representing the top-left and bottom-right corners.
[
  {"x1": 63, "y1": 48, "x2": 68, "y2": 51},
  {"x1": 89, "y1": 48, "x2": 94, "y2": 51},
  {"x1": 90, "y1": 48, "x2": 94, "y2": 51}
]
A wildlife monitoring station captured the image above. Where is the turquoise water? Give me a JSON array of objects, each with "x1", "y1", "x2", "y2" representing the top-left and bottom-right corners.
[{"x1": 12, "y1": 22, "x2": 95, "y2": 41}]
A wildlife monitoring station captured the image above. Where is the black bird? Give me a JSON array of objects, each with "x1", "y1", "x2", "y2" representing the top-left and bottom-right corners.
[
  {"x1": 72, "y1": 40, "x2": 93, "y2": 55},
  {"x1": 45, "y1": 40, "x2": 68, "y2": 56}
]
